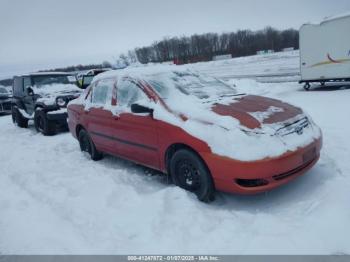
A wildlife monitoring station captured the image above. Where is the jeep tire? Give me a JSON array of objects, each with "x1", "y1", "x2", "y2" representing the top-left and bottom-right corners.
[
  {"x1": 34, "y1": 109, "x2": 56, "y2": 136},
  {"x1": 12, "y1": 106, "x2": 28, "y2": 128}
]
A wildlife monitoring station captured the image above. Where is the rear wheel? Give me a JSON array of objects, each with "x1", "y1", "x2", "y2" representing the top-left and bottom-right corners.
[
  {"x1": 12, "y1": 106, "x2": 28, "y2": 128},
  {"x1": 170, "y1": 149, "x2": 215, "y2": 202},
  {"x1": 78, "y1": 129, "x2": 103, "y2": 161},
  {"x1": 34, "y1": 109, "x2": 56, "y2": 136},
  {"x1": 303, "y1": 83, "x2": 311, "y2": 91}
]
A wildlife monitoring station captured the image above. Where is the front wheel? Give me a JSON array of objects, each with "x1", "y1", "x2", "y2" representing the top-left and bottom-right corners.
[
  {"x1": 170, "y1": 149, "x2": 215, "y2": 202},
  {"x1": 34, "y1": 109, "x2": 56, "y2": 136},
  {"x1": 12, "y1": 106, "x2": 28, "y2": 128},
  {"x1": 78, "y1": 129, "x2": 103, "y2": 161}
]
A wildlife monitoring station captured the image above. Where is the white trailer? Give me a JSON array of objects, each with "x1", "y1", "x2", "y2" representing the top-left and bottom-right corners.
[{"x1": 299, "y1": 13, "x2": 350, "y2": 90}]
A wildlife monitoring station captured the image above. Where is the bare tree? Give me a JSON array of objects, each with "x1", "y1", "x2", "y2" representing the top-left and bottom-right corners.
[{"x1": 132, "y1": 27, "x2": 299, "y2": 64}]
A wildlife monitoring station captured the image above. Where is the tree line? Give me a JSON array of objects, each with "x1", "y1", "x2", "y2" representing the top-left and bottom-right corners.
[
  {"x1": 132, "y1": 27, "x2": 299, "y2": 64},
  {"x1": 0, "y1": 27, "x2": 299, "y2": 86},
  {"x1": 38, "y1": 61, "x2": 113, "y2": 73},
  {"x1": 0, "y1": 62, "x2": 113, "y2": 86}
]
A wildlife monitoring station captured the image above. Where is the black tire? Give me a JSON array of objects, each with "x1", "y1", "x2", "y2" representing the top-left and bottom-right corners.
[
  {"x1": 304, "y1": 83, "x2": 311, "y2": 91},
  {"x1": 34, "y1": 109, "x2": 56, "y2": 136},
  {"x1": 78, "y1": 129, "x2": 103, "y2": 161},
  {"x1": 12, "y1": 106, "x2": 28, "y2": 128},
  {"x1": 170, "y1": 149, "x2": 215, "y2": 202}
]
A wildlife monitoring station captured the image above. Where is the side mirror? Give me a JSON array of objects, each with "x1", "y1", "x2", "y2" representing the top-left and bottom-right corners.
[
  {"x1": 131, "y1": 103, "x2": 153, "y2": 114},
  {"x1": 26, "y1": 86, "x2": 34, "y2": 96}
]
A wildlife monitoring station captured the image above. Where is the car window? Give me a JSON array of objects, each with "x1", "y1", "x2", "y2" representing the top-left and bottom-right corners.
[
  {"x1": 32, "y1": 75, "x2": 70, "y2": 87},
  {"x1": 117, "y1": 79, "x2": 148, "y2": 108},
  {"x1": 23, "y1": 77, "x2": 31, "y2": 88},
  {"x1": 91, "y1": 79, "x2": 114, "y2": 106},
  {"x1": 13, "y1": 77, "x2": 24, "y2": 96}
]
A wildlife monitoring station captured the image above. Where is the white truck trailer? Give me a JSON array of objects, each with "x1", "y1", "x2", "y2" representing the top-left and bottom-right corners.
[{"x1": 299, "y1": 13, "x2": 350, "y2": 90}]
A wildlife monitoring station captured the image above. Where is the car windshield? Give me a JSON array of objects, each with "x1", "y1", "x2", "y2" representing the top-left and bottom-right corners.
[
  {"x1": 0, "y1": 87, "x2": 8, "y2": 94},
  {"x1": 32, "y1": 75, "x2": 72, "y2": 87},
  {"x1": 147, "y1": 71, "x2": 236, "y2": 100}
]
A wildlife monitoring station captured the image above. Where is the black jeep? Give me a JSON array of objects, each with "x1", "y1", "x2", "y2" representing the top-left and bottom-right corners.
[{"x1": 11, "y1": 72, "x2": 82, "y2": 135}]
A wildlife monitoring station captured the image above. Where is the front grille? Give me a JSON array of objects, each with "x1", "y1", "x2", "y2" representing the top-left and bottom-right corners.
[
  {"x1": 236, "y1": 178, "x2": 269, "y2": 188},
  {"x1": 275, "y1": 117, "x2": 309, "y2": 136},
  {"x1": 0, "y1": 101, "x2": 11, "y2": 111},
  {"x1": 272, "y1": 158, "x2": 316, "y2": 181}
]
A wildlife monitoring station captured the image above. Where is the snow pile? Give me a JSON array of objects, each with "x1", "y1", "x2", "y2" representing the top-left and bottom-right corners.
[{"x1": 185, "y1": 50, "x2": 300, "y2": 83}]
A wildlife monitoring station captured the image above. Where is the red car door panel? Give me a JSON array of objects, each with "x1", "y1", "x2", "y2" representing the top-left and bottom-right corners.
[
  {"x1": 111, "y1": 112, "x2": 159, "y2": 169},
  {"x1": 83, "y1": 78, "x2": 118, "y2": 155},
  {"x1": 86, "y1": 107, "x2": 117, "y2": 155}
]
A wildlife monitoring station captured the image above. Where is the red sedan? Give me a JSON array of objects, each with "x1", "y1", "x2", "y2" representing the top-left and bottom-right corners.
[{"x1": 67, "y1": 67, "x2": 322, "y2": 202}]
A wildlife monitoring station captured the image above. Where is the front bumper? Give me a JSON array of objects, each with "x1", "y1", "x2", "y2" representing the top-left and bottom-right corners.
[
  {"x1": 46, "y1": 110, "x2": 68, "y2": 122},
  {"x1": 201, "y1": 137, "x2": 322, "y2": 194},
  {"x1": 0, "y1": 101, "x2": 12, "y2": 113}
]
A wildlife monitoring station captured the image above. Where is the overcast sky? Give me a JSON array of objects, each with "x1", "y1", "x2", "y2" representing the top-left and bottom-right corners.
[{"x1": 1, "y1": 0, "x2": 350, "y2": 79}]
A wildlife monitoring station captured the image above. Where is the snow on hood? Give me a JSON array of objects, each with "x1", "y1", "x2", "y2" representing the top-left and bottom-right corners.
[
  {"x1": 151, "y1": 101, "x2": 321, "y2": 161},
  {"x1": 34, "y1": 84, "x2": 82, "y2": 106},
  {"x1": 249, "y1": 106, "x2": 284, "y2": 122},
  {"x1": 82, "y1": 65, "x2": 322, "y2": 161}
]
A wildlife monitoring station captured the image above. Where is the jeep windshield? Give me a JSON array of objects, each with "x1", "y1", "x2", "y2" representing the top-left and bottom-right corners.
[
  {"x1": 0, "y1": 87, "x2": 8, "y2": 94},
  {"x1": 32, "y1": 75, "x2": 72, "y2": 87}
]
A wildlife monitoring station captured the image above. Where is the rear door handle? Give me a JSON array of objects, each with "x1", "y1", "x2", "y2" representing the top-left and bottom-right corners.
[{"x1": 113, "y1": 115, "x2": 120, "y2": 120}]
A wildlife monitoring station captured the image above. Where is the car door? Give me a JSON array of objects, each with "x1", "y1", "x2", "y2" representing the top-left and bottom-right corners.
[
  {"x1": 22, "y1": 76, "x2": 35, "y2": 115},
  {"x1": 84, "y1": 78, "x2": 117, "y2": 154},
  {"x1": 111, "y1": 78, "x2": 160, "y2": 169}
]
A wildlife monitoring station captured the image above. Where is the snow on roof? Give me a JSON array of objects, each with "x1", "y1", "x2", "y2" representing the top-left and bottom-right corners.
[
  {"x1": 322, "y1": 11, "x2": 350, "y2": 23},
  {"x1": 92, "y1": 64, "x2": 186, "y2": 83},
  {"x1": 301, "y1": 11, "x2": 350, "y2": 27}
]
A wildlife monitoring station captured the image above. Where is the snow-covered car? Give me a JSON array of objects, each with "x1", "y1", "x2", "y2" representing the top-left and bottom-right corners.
[
  {"x1": 0, "y1": 86, "x2": 12, "y2": 114},
  {"x1": 67, "y1": 66, "x2": 322, "y2": 202},
  {"x1": 12, "y1": 72, "x2": 82, "y2": 135}
]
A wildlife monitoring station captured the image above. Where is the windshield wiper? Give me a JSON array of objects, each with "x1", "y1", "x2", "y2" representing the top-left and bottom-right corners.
[{"x1": 219, "y1": 93, "x2": 246, "y2": 98}]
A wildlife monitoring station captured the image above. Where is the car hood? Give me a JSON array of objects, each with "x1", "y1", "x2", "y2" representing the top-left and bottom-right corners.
[
  {"x1": 211, "y1": 95, "x2": 303, "y2": 129},
  {"x1": 0, "y1": 94, "x2": 10, "y2": 99},
  {"x1": 34, "y1": 84, "x2": 82, "y2": 105},
  {"x1": 33, "y1": 84, "x2": 82, "y2": 105},
  {"x1": 34, "y1": 84, "x2": 82, "y2": 97}
]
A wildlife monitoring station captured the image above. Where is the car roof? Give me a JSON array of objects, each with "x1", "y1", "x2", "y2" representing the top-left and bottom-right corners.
[{"x1": 92, "y1": 64, "x2": 191, "y2": 84}]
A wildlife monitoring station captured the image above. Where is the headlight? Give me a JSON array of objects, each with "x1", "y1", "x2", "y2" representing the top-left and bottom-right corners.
[{"x1": 56, "y1": 97, "x2": 67, "y2": 107}]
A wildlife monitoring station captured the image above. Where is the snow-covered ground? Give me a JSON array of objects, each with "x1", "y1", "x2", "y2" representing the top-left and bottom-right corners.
[
  {"x1": 1, "y1": 52, "x2": 349, "y2": 254},
  {"x1": 188, "y1": 50, "x2": 301, "y2": 83}
]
